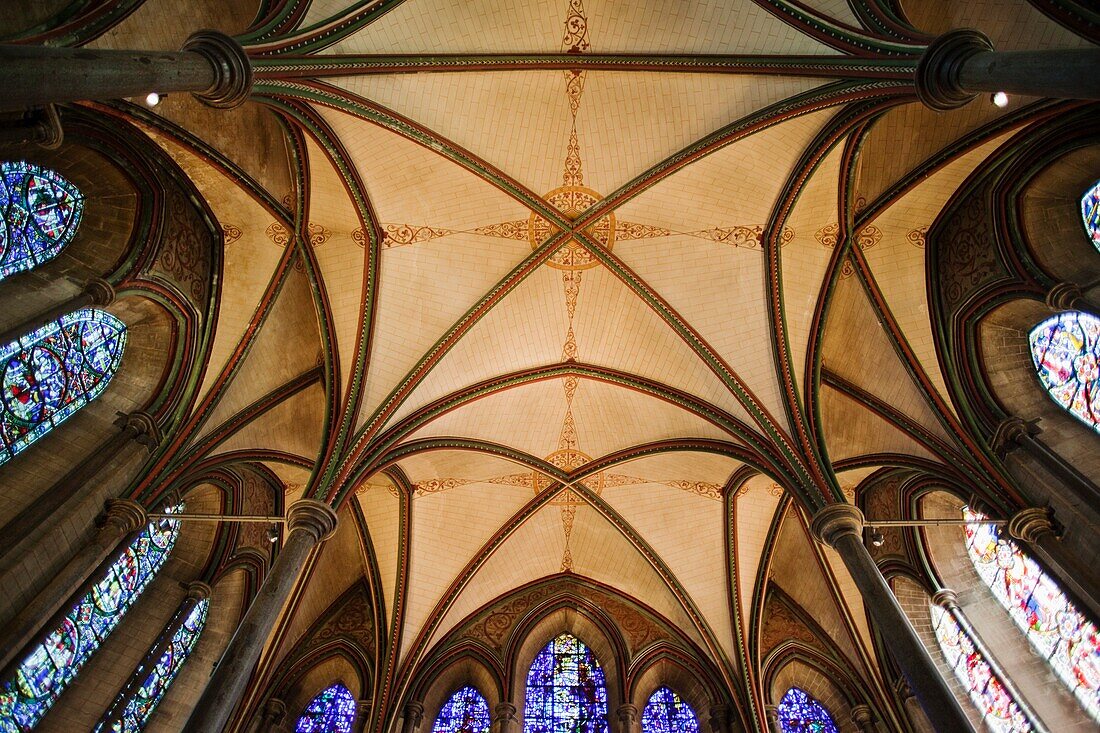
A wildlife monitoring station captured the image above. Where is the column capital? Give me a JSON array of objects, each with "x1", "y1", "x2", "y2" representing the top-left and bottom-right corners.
[
  {"x1": 810, "y1": 503, "x2": 864, "y2": 547},
  {"x1": 849, "y1": 704, "x2": 874, "y2": 730},
  {"x1": 931, "y1": 588, "x2": 959, "y2": 609},
  {"x1": 1007, "y1": 506, "x2": 1056, "y2": 543},
  {"x1": 404, "y1": 700, "x2": 425, "y2": 727},
  {"x1": 616, "y1": 703, "x2": 639, "y2": 722},
  {"x1": 492, "y1": 702, "x2": 517, "y2": 721},
  {"x1": 915, "y1": 28, "x2": 994, "y2": 111},
  {"x1": 181, "y1": 30, "x2": 253, "y2": 109},
  {"x1": 287, "y1": 499, "x2": 338, "y2": 542},
  {"x1": 263, "y1": 696, "x2": 287, "y2": 723},
  {"x1": 893, "y1": 676, "x2": 915, "y2": 701},
  {"x1": 186, "y1": 580, "x2": 212, "y2": 601},
  {"x1": 83, "y1": 277, "x2": 116, "y2": 306},
  {"x1": 1047, "y1": 281, "x2": 1085, "y2": 312},
  {"x1": 103, "y1": 498, "x2": 147, "y2": 534},
  {"x1": 116, "y1": 410, "x2": 162, "y2": 448},
  {"x1": 990, "y1": 416, "x2": 1037, "y2": 458}
]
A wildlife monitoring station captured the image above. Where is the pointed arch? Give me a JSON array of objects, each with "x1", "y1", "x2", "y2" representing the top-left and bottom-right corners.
[
  {"x1": 641, "y1": 687, "x2": 699, "y2": 733},
  {"x1": 1028, "y1": 311, "x2": 1100, "y2": 434},
  {"x1": 295, "y1": 681, "x2": 358, "y2": 732},
  {"x1": 522, "y1": 634, "x2": 609, "y2": 733},
  {"x1": 0, "y1": 161, "x2": 84, "y2": 281},
  {"x1": 432, "y1": 686, "x2": 491, "y2": 733},
  {"x1": 1082, "y1": 179, "x2": 1100, "y2": 250},
  {"x1": 775, "y1": 687, "x2": 839, "y2": 733}
]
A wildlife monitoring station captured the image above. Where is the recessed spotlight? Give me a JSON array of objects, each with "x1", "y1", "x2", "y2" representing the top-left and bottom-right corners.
[
  {"x1": 991, "y1": 91, "x2": 1009, "y2": 108},
  {"x1": 145, "y1": 92, "x2": 163, "y2": 107}
]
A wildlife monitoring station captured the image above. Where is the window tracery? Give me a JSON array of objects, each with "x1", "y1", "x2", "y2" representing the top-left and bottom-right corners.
[
  {"x1": 0, "y1": 508, "x2": 181, "y2": 731},
  {"x1": 641, "y1": 687, "x2": 698, "y2": 733},
  {"x1": 0, "y1": 308, "x2": 126, "y2": 465},
  {"x1": 775, "y1": 687, "x2": 838, "y2": 733},
  {"x1": 295, "y1": 683, "x2": 357, "y2": 733},
  {"x1": 95, "y1": 597, "x2": 209, "y2": 732},
  {"x1": 432, "y1": 686, "x2": 490, "y2": 733},
  {"x1": 1028, "y1": 311, "x2": 1100, "y2": 433},
  {"x1": 1082, "y1": 180, "x2": 1100, "y2": 251},
  {"x1": 964, "y1": 508, "x2": 1100, "y2": 720},
  {"x1": 0, "y1": 162, "x2": 83, "y2": 281},
  {"x1": 523, "y1": 634, "x2": 608, "y2": 733}
]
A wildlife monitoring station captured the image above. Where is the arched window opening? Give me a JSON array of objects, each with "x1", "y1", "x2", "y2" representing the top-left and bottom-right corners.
[
  {"x1": 1028, "y1": 311, "x2": 1100, "y2": 434},
  {"x1": 641, "y1": 687, "x2": 698, "y2": 733},
  {"x1": 0, "y1": 507, "x2": 181, "y2": 731},
  {"x1": 295, "y1": 682, "x2": 357, "y2": 733},
  {"x1": 930, "y1": 604, "x2": 1032, "y2": 731},
  {"x1": 94, "y1": 597, "x2": 209, "y2": 732},
  {"x1": 964, "y1": 508, "x2": 1100, "y2": 721},
  {"x1": 433, "y1": 686, "x2": 491, "y2": 733},
  {"x1": 775, "y1": 687, "x2": 838, "y2": 733},
  {"x1": 0, "y1": 161, "x2": 84, "y2": 281},
  {"x1": 523, "y1": 633, "x2": 608, "y2": 733},
  {"x1": 0, "y1": 307, "x2": 126, "y2": 465},
  {"x1": 1082, "y1": 179, "x2": 1100, "y2": 251}
]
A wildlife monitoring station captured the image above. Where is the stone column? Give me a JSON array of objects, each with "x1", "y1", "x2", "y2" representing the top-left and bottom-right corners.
[
  {"x1": 0, "y1": 498, "x2": 147, "y2": 674},
  {"x1": 0, "y1": 104, "x2": 62, "y2": 149},
  {"x1": 762, "y1": 705, "x2": 782, "y2": 733},
  {"x1": 893, "y1": 679, "x2": 934, "y2": 733},
  {"x1": 0, "y1": 409, "x2": 160, "y2": 569},
  {"x1": 401, "y1": 701, "x2": 424, "y2": 733},
  {"x1": 357, "y1": 699, "x2": 373, "y2": 733},
  {"x1": 616, "y1": 703, "x2": 639, "y2": 733},
  {"x1": 992, "y1": 417, "x2": 1100, "y2": 509},
  {"x1": 932, "y1": 589, "x2": 1046, "y2": 729},
  {"x1": 811, "y1": 504, "x2": 975, "y2": 732},
  {"x1": 915, "y1": 28, "x2": 1100, "y2": 110},
  {"x1": 849, "y1": 705, "x2": 876, "y2": 733},
  {"x1": 1046, "y1": 282, "x2": 1100, "y2": 319},
  {"x1": 0, "y1": 277, "x2": 115, "y2": 348},
  {"x1": 493, "y1": 702, "x2": 517, "y2": 733},
  {"x1": 99, "y1": 581, "x2": 211, "y2": 731},
  {"x1": 0, "y1": 30, "x2": 252, "y2": 112},
  {"x1": 707, "y1": 704, "x2": 735, "y2": 733},
  {"x1": 182, "y1": 500, "x2": 338, "y2": 733},
  {"x1": 251, "y1": 697, "x2": 287, "y2": 733}
]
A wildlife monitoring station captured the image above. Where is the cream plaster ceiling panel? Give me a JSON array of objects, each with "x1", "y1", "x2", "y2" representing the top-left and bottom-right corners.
[
  {"x1": 354, "y1": 479, "x2": 403, "y2": 622},
  {"x1": 399, "y1": 482, "x2": 540, "y2": 668},
  {"x1": 600, "y1": 481, "x2": 738, "y2": 669},
  {"x1": 195, "y1": 267, "x2": 322, "y2": 444},
  {"x1": 861, "y1": 132, "x2": 1017, "y2": 419},
  {"x1": 264, "y1": 462, "x2": 313, "y2": 497},
  {"x1": 797, "y1": 0, "x2": 862, "y2": 28},
  {"x1": 320, "y1": 0, "x2": 833, "y2": 56},
  {"x1": 819, "y1": 544, "x2": 876, "y2": 666},
  {"x1": 733, "y1": 474, "x2": 783, "y2": 617},
  {"x1": 597, "y1": 450, "x2": 741, "y2": 488},
  {"x1": 208, "y1": 382, "x2": 327, "y2": 463},
  {"x1": 900, "y1": 0, "x2": 1093, "y2": 49},
  {"x1": 819, "y1": 268, "x2": 954, "y2": 447},
  {"x1": 394, "y1": 451, "x2": 546, "y2": 487},
  {"x1": 141, "y1": 128, "x2": 286, "y2": 410},
  {"x1": 818, "y1": 383, "x2": 939, "y2": 465},
  {"x1": 768, "y1": 509, "x2": 864, "y2": 669}
]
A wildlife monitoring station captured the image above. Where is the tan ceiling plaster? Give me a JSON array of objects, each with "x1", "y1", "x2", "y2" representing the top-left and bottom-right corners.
[
  {"x1": 733, "y1": 474, "x2": 784, "y2": 616},
  {"x1": 818, "y1": 383, "x2": 939, "y2": 465},
  {"x1": 899, "y1": 0, "x2": 1093, "y2": 49},
  {"x1": 354, "y1": 477, "x2": 402, "y2": 623},
  {"x1": 208, "y1": 382, "x2": 327, "y2": 463}
]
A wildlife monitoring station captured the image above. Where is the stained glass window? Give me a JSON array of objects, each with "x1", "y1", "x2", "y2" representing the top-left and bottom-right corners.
[
  {"x1": 1029, "y1": 311, "x2": 1100, "y2": 433},
  {"x1": 0, "y1": 162, "x2": 83, "y2": 281},
  {"x1": 931, "y1": 604, "x2": 1032, "y2": 732},
  {"x1": 1082, "y1": 180, "x2": 1100, "y2": 252},
  {"x1": 0, "y1": 308, "x2": 126, "y2": 465},
  {"x1": 0, "y1": 508, "x2": 181, "y2": 732},
  {"x1": 964, "y1": 507, "x2": 1100, "y2": 720},
  {"x1": 295, "y1": 683, "x2": 357, "y2": 733},
  {"x1": 775, "y1": 688, "x2": 839, "y2": 733},
  {"x1": 94, "y1": 597, "x2": 209, "y2": 732},
  {"x1": 523, "y1": 634, "x2": 608, "y2": 733},
  {"x1": 433, "y1": 686, "x2": 491, "y2": 733},
  {"x1": 641, "y1": 687, "x2": 698, "y2": 733}
]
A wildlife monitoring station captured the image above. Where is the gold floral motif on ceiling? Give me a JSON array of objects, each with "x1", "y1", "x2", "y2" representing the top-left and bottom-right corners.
[
  {"x1": 907, "y1": 226, "x2": 928, "y2": 248},
  {"x1": 263, "y1": 221, "x2": 331, "y2": 247},
  {"x1": 221, "y1": 222, "x2": 242, "y2": 245}
]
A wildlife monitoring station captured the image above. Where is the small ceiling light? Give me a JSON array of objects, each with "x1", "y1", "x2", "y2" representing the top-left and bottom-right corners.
[
  {"x1": 869, "y1": 528, "x2": 885, "y2": 547},
  {"x1": 145, "y1": 92, "x2": 163, "y2": 107},
  {"x1": 991, "y1": 91, "x2": 1009, "y2": 108},
  {"x1": 266, "y1": 524, "x2": 279, "y2": 543}
]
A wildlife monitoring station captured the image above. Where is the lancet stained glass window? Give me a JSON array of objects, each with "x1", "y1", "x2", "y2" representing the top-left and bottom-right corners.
[
  {"x1": 1029, "y1": 311, "x2": 1100, "y2": 433},
  {"x1": 523, "y1": 634, "x2": 608, "y2": 733},
  {"x1": 94, "y1": 597, "x2": 209, "y2": 732},
  {"x1": 641, "y1": 687, "x2": 698, "y2": 733},
  {"x1": 0, "y1": 162, "x2": 84, "y2": 281},
  {"x1": 0, "y1": 308, "x2": 126, "y2": 465},
  {"x1": 0, "y1": 508, "x2": 181, "y2": 732},
  {"x1": 1082, "y1": 180, "x2": 1100, "y2": 251},
  {"x1": 775, "y1": 688, "x2": 838, "y2": 733},
  {"x1": 295, "y1": 682, "x2": 357, "y2": 733},
  {"x1": 931, "y1": 604, "x2": 1032, "y2": 732},
  {"x1": 964, "y1": 507, "x2": 1100, "y2": 720},
  {"x1": 433, "y1": 686, "x2": 491, "y2": 733}
]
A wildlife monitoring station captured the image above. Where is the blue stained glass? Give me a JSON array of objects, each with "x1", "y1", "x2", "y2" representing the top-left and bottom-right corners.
[
  {"x1": 523, "y1": 634, "x2": 607, "y2": 733},
  {"x1": 1082, "y1": 180, "x2": 1100, "y2": 252},
  {"x1": 776, "y1": 688, "x2": 838, "y2": 733},
  {"x1": 0, "y1": 508, "x2": 182, "y2": 732},
  {"x1": 1029, "y1": 312, "x2": 1100, "y2": 434},
  {"x1": 0, "y1": 308, "x2": 125, "y2": 465},
  {"x1": 433, "y1": 686, "x2": 490, "y2": 733},
  {"x1": 0, "y1": 162, "x2": 83, "y2": 281},
  {"x1": 296, "y1": 683, "x2": 357, "y2": 733},
  {"x1": 94, "y1": 598, "x2": 209, "y2": 732},
  {"x1": 641, "y1": 688, "x2": 698, "y2": 733}
]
